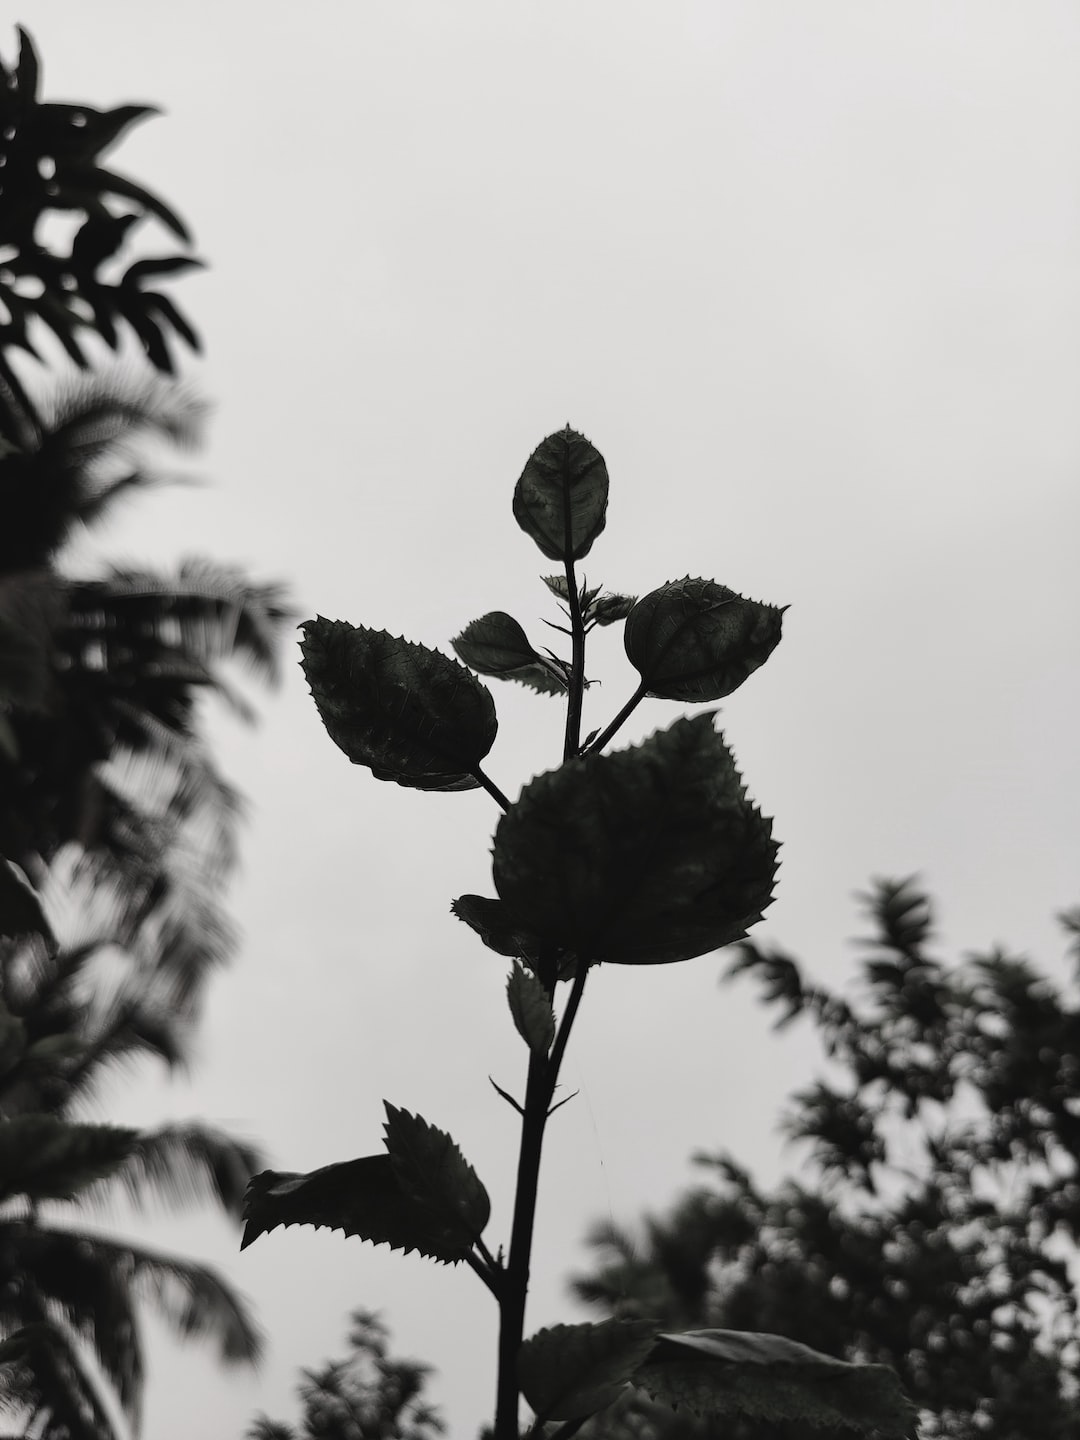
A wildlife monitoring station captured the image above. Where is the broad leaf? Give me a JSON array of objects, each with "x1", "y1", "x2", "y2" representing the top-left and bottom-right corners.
[
  {"x1": 634, "y1": 1330, "x2": 917, "y2": 1438},
  {"x1": 241, "y1": 1153, "x2": 474, "y2": 1263},
  {"x1": 519, "y1": 1319, "x2": 658, "y2": 1423},
  {"x1": 382, "y1": 1104, "x2": 490, "y2": 1246},
  {"x1": 492, "y1": 714, "x2": 778, "y2": 965},
  {"x1": 0, "y1": 1116, "x2": 138, "y2": 1204},
  {"x1": 300, "y1": 618, "x2": 497, "y2": 791},
  {"x1": 507, "y1": 964, "x2": 555, "y2": 1055},
  {"x1": 513, "y1": 427, "x2": 609, "y2": 562},
  {"x1": 625, "y1": 577, "x2": 785, "y2": 701}
]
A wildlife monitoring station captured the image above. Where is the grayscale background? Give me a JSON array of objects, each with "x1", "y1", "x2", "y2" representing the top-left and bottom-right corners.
[{"x1": 14, "y1": 4, "x2": 1080, "y2": 1437}]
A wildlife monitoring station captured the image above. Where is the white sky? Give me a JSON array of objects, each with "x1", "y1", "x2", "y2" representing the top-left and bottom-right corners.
[{"x1": 12, "y1": 3, "x2": 1080, "y2": 1437}]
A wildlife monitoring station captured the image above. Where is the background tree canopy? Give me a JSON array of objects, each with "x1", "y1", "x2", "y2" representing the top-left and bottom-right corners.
[
  {"x1": 1, "y1": 26, "x2": 288, "y2": 1439},
  {"x1": 569, "y1": 879, "x2": 1080, "y2": 1439}
]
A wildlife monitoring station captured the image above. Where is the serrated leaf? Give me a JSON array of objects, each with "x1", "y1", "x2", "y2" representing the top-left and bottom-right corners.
[
  {"x1": 492, "y1": 714, "x2": 778, "y2": 965},
  {"x1": 542, "y1": 574, "x2": 569, "y2": 600},
  {"x1": 241, "y1": 1153, "x2": 473, "y2": 1263},
  {"x1": 625, "y1": 577, "x2": 785, "y2": 702},
  {"x1": 504, "y1": 662, "x2": 569, "y2": 697},
  {"x1": 300, "y1": 618, "x2": 497, "y2": 791},
  {"x1": 0, "y1": 1117, "x2": 138, "y2": 1204},
  {"x1": 451, "y1": 896, "x2": 577, "y2": 979},
  {"x1": 519, "y1": 1319, "x2": 658, "y2": 1423},
  {"x1": 634, "y1": 1330, "x2": 917, "y2": 1438},
  {"x1": 382, "y1": 1104, "x2": 490, "y2": 1246},
  {"x1": 513, "y1": 427, "x2": 609, "y2": 562},
  {"x1": 507, "y1": 964, "x2": 555, "y2": 1055}
]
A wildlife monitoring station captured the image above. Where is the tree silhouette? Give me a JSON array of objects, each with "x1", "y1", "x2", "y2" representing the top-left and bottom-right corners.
[
  {"x1": 571, "y1": 880, "x2": 1080, "y2": 1439},
  {"x1": 0, "y1": 26, "x2": 202, "y2": 443},
  {"x1": 246, "y1": 1311, "x2": 443, "y2": 1440},
  {"x1": 0, "y1": 25, "x2": 288, "y2": 1437}
]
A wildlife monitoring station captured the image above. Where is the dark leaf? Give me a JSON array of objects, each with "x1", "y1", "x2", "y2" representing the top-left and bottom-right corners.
[
  {"x1": 121, "y1": 255, "x2": 204, "y2": 286},
  {"x1": 452, "y1": 611, "x2": 541, "y2": 675},
  {"x1": 62, "y1": 162, "x2": 191, "y2": 241},
  {"x1": 0, "y1": 1116, "x2": 138, "y2": 1204},
  {"x1": 518, "y1": 1319, "x2": 658, "y2": 1423},
  {"x1": 71, "y1": 212, "x2": 140, "y2": 269},
  {"x1": 634, "y1": 1330, "x2": 918, "y2": 1438},
  {"x1": 451, "y1": 895, "x2": 576, "y2": 978},
  {"x1": 513, "y1": 427, "x2": 609, "y2": 562},
  {"x1": 0, "y1": 858, "x2": 55, "y2": 948},
  {"x1": 383, "y1": 1104, "x2": 490, "y2": 1246},
  {"x1": 300, "y1": 618, "x2": 497, "y2": 791},
  {"x1": 15, "y1": 25, "x2": 39, "y2": 102},
  {"x1": 492, "y1": 714, "x2": 778, "y2": 965},
  {"x1": 241, "y1": 1154, "x2": 475, "y2": 1263},
  {"x1": 589, "y1": 592, "x2": 637, "y2": 626},
  {"x1": 452, "y1": 611, "x2": 569, "y2": 695},
  {"x1": 507, "y1": 963, "x2": 555, "y2": 1055},
  {"x1": 625, "y1": 577, "x2": 785, "y2": 702}
]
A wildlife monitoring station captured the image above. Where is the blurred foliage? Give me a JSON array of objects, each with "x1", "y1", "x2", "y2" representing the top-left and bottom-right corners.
[
  {"x1": 0, "y1": 24, "x2": 288, "y2": 1440},
  {"x1": 569, "y1": 879, "x2": 1080, "y2": 1439},
  {"x1": 0, "y1": 26, "x2": 202, "y2": 444},
  {"x1": 246, "y1": 1310, "x2": 444, "y2": 1440}
]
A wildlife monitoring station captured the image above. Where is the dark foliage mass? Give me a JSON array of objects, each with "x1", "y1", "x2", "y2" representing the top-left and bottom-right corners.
[
  {"x1": 0, "y1": 25, "x2": 288, "y2": 1440},
  {"x1": 246, "y1": 1310, "x2": 444, "y2": 1440},
  {"x1": 0, "y1": 27, "x2": 201, "y2": 444},
  {"x1": 571, "y1": 880, "x2": 1080, "y2": 1439}
]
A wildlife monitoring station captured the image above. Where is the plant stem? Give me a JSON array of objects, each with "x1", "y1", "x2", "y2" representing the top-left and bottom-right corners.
[
  {"x1": 494, "y1": 964, "x2": 590, "y2": 1440},
  {"x1": 583, "y1": 678, "x2": 648, "y2": 755},
  {"x1": 563, "y1": 559, "x2": 587, "y2": 761},
  {"x1": 473, "y1": 767, "x2": 513, "y2": 810}
]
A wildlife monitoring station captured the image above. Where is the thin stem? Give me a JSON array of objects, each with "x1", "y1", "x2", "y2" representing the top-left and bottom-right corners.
[
  {"x1": 473, "y1": 767, "x2": 513, "y2": 810},
  {"x1": 562, "y1": 559, "x2": 587, "y2": 761},
  {"x1": 475, "y1": 1234, "x2": 503, "y2": 1276},
  {"x1": 583, "y1": 678, "x2": 648, "y2": 756},
  {"x1": 466, "y1": 1249, "x2": 502, "y2": 1299},
  {"x1": 493, "y1": 964, "x2": 591, "y2": 1440}
]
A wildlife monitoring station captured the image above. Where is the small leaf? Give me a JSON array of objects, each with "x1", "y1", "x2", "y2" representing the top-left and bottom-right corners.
[
  {"x1": 519, "y1": 1319, "x2": 658, "y2": 1423},
  {"x1": 382, "y1": 1104, "x2": 490, "y2": 1247},
  {"x1": 542, "y1": 574, "x2": 570, "y2": 600},
  {"x1": 625, "y1": 577, "x2": 785, "y2": 702},
  {"x1": 241, "y1": 1154, "x2": 473, "y2": 1263},
  {"x1": 506, "y1": 964, "x2": 555, "y2": 1055},
  {"x1": 452, "y1": 613, "x2": 567, "y2": 694},
  {"x1": 492, "y1": 714, "x2": 778, "y2": 966},
  {"x1": 452, "y1": 612, "x2": 540, "y2": 675},
  {"x1": 589, "y1": 592, "x2": 637, "y2": 626},
  {"x1": 513, "y1": 427, "x2": 609, "y2": 562},
  {"x1": 0, "y1": 1117, "x2": 138, "y2": 1205},
  {"x1": 300, "y1": 618, "x2": 497, "y2": 791},
  {"x1": 634, "y1": 1330, "x2": 918, "y2": 1438},
  {"x1": 451, "y1": 896, "x2": 577, "y2": 979}
]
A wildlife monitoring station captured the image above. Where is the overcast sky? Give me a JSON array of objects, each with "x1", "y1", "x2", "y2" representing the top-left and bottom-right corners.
[{"x1": 12, "y1": 3, "x2": 1080, "y2": 1437}]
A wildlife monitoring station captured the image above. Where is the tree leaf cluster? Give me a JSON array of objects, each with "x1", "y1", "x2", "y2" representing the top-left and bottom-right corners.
[
  {"x1": 0, "y1": 27, "x2": 202, "y2": 442},
  {"x1": 572, "y1": 880, "x2": 1080, "y2": 1440}
]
